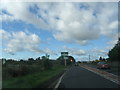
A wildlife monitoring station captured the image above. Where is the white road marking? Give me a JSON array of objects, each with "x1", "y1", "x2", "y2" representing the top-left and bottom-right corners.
[
  {"x1": 54, "y1": 72, "x2": 65, "y2": 89},
  {"x1": 54, "y1": 68, "x2": 70, "y2": 89}
]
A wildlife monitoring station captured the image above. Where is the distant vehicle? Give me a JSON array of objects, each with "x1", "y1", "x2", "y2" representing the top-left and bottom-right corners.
[
  {"x1": 74, "y1": 63, "x2": 79, "y2": 66},
  {"x1": 97, "y1": 62, "x2": 110, "y2": 69}
]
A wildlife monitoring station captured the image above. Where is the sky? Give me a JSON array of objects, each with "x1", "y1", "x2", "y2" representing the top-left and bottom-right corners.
[{"x1": 0, "y1": 1, "x2": 119, "y2": 61}]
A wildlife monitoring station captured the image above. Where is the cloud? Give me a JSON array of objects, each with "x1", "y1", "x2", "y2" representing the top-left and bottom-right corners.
[
  {"x1": 0, "y1": 2, "x2": 49, "y2": 29},
  {"x1": 62, "y1": 46, "x2": 86, "y2": 56},
  {"x1": 38, "y1": 2, "x2": 117, "y2": 45},
  {"x1": 43, "y1": 48, "x2": 57, "y2": 55},
  {"x1": 0, "y1": 29, "x2": 11, "y2": 40},
  {"x1": 1, "y1": 2, "x2": 118, "y2": 45},
  {"x1": 92, "y1": 48, "x2": 108, "y2": 56},
  {"x1": 106, "y1": 33, "x2": 118, "y2": 50},
  {"x1": 1, "y1": 29, "x2": 43, "y2": 55}
]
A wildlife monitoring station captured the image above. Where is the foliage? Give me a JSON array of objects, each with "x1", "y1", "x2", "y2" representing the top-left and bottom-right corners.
[
  {"x1": 36, "y1": 57, "x2": 41, "y2": 61},
  {"x1": 3, "y1": 65, "x2": 66, "y2": 88},
  {"x1": 98, "y1": 57, "x2": 106, "y2": 61},
  {"x1": 68, "y1": 56, "x2": 76, "y2": 63},
  {"x1": 28, "y1": 58, "x2": 34, "y2": 61},
  {"x1": 77, "y1": 61, "x2": 81, "y2": 63},
  {"x1": 2, "y1": 54, "x2": 74, "y2": 81},
  {"x1": 99, "y1": 57, "x2": 103, "y2": 61},
  {"x1": 108, "y1": 38, "x2": 120, "y2": 62},
  {"x1": 2, "y1": 57, "x2": 53, "y2": 80},
  {"x1": 41, "y1": 56, "x2": 46, "y2": 60},
  {"x1": 57, "y1": 55, "x2": 76, "y2": 65},
  {"x1": 43, "y1": 59, "x2": 53, "y2": 70}
]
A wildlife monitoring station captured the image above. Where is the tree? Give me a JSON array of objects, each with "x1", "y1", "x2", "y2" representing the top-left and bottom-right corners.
[
  {"x1": 41, "y1": 56, "x2": 46, "y2": 60},
  {"x1": 108, "y1": 38, "x2": 120, "y2": 62},
  {"x1": 57, "y1": 55, "x2": 76, "y2": 65},
  {"x1": 102, "y1": 58, "x2": 106, "y2": 61},
  {"x1": 77, "y1": 61, "x2": 81, "y2": 63},
  {"x1": 56, "y1": 56, "x2": 64, "y2": 65},
  {"x1": 99, "y1": 57, "x2": 102, "y2": 61},
  {"x1": 28, "y1": 58, "x2": 34, "y2": 61},
  {"x1": 36, "y1": 57, "x2": 41, "y2": 61},
  {"x1": 28, "y1": 58, "x2": 34, "y2": 65},
  {"x1": 20, "y1": 59, "x2": 24, "y2": 62},
  {"x1": 65, "y1": 56, "x2": 76, "y2": 65},
  {"x1": 68, "y1": 56, "x2": 76, "y2": 63},
  {"x1": 45, "y1": 54, "x2": 50, "y2": 59},
  {"x1": 43, "y1": 59, "x2": 52, "y2": 70}
]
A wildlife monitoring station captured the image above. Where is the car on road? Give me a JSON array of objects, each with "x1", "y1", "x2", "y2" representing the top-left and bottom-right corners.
[
  {"x1": 97, "y1": 62, "x2": 110, "y2": 69},
  {"x1": 74, "y1": 63, "x2": 79, "y2": 66}
]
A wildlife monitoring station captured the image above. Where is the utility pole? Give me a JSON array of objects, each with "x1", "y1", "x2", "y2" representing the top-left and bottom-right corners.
[{"x1": 89, "y1": 54, "x2": 90, "y2": 63}]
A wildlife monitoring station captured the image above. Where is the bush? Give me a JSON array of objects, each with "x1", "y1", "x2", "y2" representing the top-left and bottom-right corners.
[
  {"x1": 43, "y1": 59, "x2": 53, "y2": 70},
  {"x1": 108, "y1": 39, "x2": 120, "y2": 62},
  {"x1": 3, "y1": 67, "x2": 20, "y2": 80}
]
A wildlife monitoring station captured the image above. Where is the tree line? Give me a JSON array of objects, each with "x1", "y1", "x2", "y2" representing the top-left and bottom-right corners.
[
  {"x1": 2, "y1": 55, "x2": 76, "y2": 80},
  {"x1": 108, "y1": 38, "x2": 120, "y2": 62},
  {"x1": 2, "y1": 55, "x2": 53, "y2": 80}
]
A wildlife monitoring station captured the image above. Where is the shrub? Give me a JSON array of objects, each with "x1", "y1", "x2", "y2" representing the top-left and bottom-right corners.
[{"x1": 43, "y1": 59, "x2": 53, "y2": 70}]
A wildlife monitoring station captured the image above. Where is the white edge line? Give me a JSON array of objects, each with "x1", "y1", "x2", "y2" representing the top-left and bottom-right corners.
[
  {"x1": 54, "y1": 72, "x2": 65, "y2": 89},
  {"x1": 54, "y1": 68, "x2": 70, "y2": 89}
]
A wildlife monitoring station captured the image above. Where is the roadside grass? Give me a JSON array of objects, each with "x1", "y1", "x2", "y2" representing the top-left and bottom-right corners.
[{"x1": 3, "y1": 65, "x2": 67, "y2": 88}]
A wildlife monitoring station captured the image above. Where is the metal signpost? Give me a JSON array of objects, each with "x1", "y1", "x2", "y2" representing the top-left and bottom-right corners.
[{"x1": 61, "y1": 52, "x2": 68, "y2": 66}]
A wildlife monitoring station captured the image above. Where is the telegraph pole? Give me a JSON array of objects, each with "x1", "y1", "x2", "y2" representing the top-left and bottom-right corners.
[{"x1": 89, "y1": 54, "x2": 90, "y2": 63}]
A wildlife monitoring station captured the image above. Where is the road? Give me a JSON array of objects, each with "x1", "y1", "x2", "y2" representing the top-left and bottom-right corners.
[{"x1": 58, "y1": 66, "x2": 119, "y2": 88}]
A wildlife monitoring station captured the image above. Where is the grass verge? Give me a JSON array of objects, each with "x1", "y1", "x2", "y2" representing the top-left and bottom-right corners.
[{"x1": 3, "y1": 65, "x2": 67, "y2": 88}]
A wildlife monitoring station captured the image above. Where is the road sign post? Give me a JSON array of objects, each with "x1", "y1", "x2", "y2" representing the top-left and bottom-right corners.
[
  {"x1": 64, "y1": 56, "x2": 68, "y2": 66},
  {"x1": 61, "y1": 52, "x2": 68, "y2": 66}
]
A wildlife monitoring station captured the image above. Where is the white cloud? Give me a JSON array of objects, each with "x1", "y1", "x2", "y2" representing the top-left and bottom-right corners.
[
  {"x1": 106, "y1": 33, "x2": 118, "y2": 50},
  {"x1": 85, "y1": 48, "x2": 109, "y2": 60},
  {"x1": 62, "y1": 46, "x2": 86, "y2": 56},
  {"x1": 92, "y1": 48, "x2": 108, "y2": 55},
  {"x1": 0, "y1": 2, "x2": 49, "y2": 29},
  {"x1": 35, "y1": 2, "x2": 118, "y2": 45},
  {"x1": 44, "y1": 48, "x2": 56, "y2": 55},
  {"x1": 1, "y1": 2, "x2": 118, "y2": 46},
  {"x1": 108, "y1": 21, "x2": 118, "y2": 30},
  {"x1": 1, "y1": 29, "x2": 43, "y2": 55},
  {"x1": 0, "y1": 29, "x2": 11, "y2": 40},
  {"x1": 0, "y1": 14, "x2": 15, "y2": 21}
]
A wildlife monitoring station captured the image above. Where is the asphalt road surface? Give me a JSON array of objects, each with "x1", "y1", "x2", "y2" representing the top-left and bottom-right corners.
[{"x1": 58, "y1": 66, "x2": 119, "y2": 88}]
